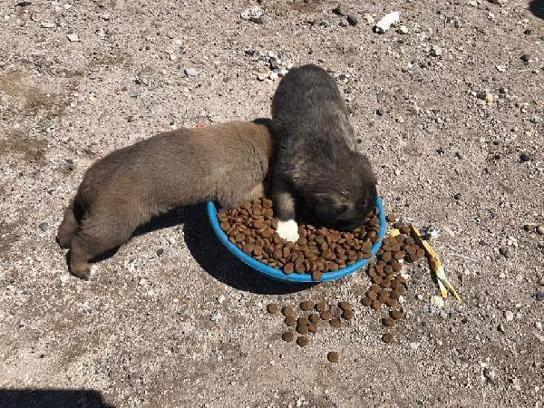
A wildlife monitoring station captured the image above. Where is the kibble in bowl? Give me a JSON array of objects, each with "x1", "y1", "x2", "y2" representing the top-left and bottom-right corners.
[{"x1": 207, "y1": 197, "x2": 387, "y2": 283}]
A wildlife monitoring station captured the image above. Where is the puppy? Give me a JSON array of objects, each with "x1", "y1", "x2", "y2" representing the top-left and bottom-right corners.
[
  {"x1": 271, "y1": 64, "x2": 377, "y2": 241},
  {"x1": 56, "y1": 120, "x2": 274, "y2": 279}
]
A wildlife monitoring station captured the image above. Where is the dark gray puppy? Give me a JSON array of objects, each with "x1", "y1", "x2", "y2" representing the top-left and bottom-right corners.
[
  {"x1": 57, "y1": 120, "x2": 274, "y2": 279},
  {"x1": 271, "y1": 64, "x2": 377, "y2": 241}
]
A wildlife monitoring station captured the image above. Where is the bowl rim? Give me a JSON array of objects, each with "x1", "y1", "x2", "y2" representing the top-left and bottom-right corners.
[{"x1": 207, "y1": 197, "x2": 387, "y2": 283}]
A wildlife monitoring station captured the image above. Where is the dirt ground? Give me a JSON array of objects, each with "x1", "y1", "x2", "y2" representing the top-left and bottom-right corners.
[{"x1": 1, "y1": 0, "x2": 543, "y2": 407}]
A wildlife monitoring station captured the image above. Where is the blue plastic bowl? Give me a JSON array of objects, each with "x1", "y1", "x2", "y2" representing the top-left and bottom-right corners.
[{"x1": 207, "y1": 197, "x2": 387, "y2": 283}]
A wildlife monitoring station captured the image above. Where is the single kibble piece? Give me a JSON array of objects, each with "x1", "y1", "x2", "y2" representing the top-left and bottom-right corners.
[
  {"x1": 284, "y1": 263, "x2": 295, "y2": 274},
  {"x1": 282, "y1": 331, "x2": 295, "y2": 342},
  {"x1": 267, "y1": 303, "x2": 279, "y2": 314},
  {"x1": 308, "y1": 323, "x2": 318, "y2": 333},
  {"x1": 309, "y1": 313, "x2": 320, "y2": 324},
  {"x1": 327, "y1": 351, "x2": 339, "y2": 363},
  {"x1": 315, "y1": 302, "x2": 327, "y2": 312},
  {"x1": 320, "y1": 310, "x2": 333, "y2": 320},
  {"x1": 382, "y1": 317, "x2": 395, "y2": 327},
  {"x1": 338, "y1": 301, "x2": 352, "y2": 311},
  {"x1": 329, "y1": 318, "x2": 342, "y2": 328},
  {"x1": 361, "y1": 297, "x2": 372, "y2": 307},
  {"x1": 296, "y1": 335, "x2": 309, "y2": 347},
  {"x1": 382, "y1": 333, "x2": 394, "y2": 343},
  {"x1": 281, "y1": 305, "x2": 294, "y2": 316},
  {"x1": 371, "y1": 300, "x2": 381, "y2": 310},
  {"x1": 342, "y1": 310, "x2": 353, "y2": 320},
  {"x1": 284, "y1": 316, "x2": 296, "y2": 326},
  {"x1": 390, "y1": 310, "x2": 404, "y2": 320},
  {"x1": 297, "y1": 316, "x2": 309, "y2": 326},
  {"x1": 296, "y1": 324, "x2": 309, "y2": 335},
  {"x1": 300, "y1": 300, "x2": 314, "y2": 311}
]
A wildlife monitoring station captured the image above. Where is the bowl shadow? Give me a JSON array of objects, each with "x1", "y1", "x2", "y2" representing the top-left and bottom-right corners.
[{"x1": 135, "y1": 204, "x2": 313, "y2": 295}]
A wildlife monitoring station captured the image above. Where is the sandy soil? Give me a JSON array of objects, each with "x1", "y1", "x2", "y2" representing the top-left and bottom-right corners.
[{"x1": 0, "y1": 0, "x2": 543, "y2": 407}]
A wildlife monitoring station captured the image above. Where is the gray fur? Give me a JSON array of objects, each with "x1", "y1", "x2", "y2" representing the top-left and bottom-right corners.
[
  {"x1": 271, "y1": 64, "x2": 377, "y2": 230},
  {"x1": 57, "y1": 120, "x2": 274, "y2": 279}
]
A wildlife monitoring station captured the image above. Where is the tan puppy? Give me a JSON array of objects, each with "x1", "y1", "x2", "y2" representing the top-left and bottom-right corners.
[{"x1": 57, "y1": 120, "x2": 274, "y2": 279}]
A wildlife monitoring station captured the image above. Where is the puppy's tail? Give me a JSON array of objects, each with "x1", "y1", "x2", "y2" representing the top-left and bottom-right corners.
[{"x1": 56, "y1": 196, "x2": 85, "y2": 249}]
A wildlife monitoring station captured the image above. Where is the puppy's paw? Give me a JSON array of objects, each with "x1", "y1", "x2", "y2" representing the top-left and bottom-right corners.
[
  {"x1": 276, "y1": 219, "x2": 300, "y2": 242},
  {"x1": 70, "y1": 263, "x2": 97, "y2": 280}
]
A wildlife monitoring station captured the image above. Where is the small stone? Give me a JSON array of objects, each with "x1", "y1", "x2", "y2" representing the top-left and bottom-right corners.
[
  {"x1": 66, "y1": 33, "x2": 80, "y2": 42},
  {"x1": 363, "y1": 14, "x2": 375, "y2": 25},
  {"x1": 382, "y1": 333, "x2": 394, "y2": 343},
  {"x1": 536, "y1": 226, "x2": 544, "y2": 235},
  {"x1": 430, "y1": 45, "x2": 443, "y2": 57},
  {"x1": 520, "y1": 54, "x2": 530, "y2": 65},
  {"x1": 519, "y1": 153, "x2": 531, "y2": 162},
  {"x1": 431, "y1": 295, "x2": 445, "y2": 308},
  {"x1": 156, "y1": 248, "x2": 165, "y2": 256},
  {"x1": 128, "y1": 89, "x2": 140, "y2": 98},
  {"x1": 268, "y1": 71, "x2": 279, "y2": 81},
  {"x1": 347, "y1": 15, "x2": 358, "y2": 26},
  {"x1": 536, "y1": 322, "x2": 543, "y2": 330},
  {"x1": 184, "y1": 68, "x2": 198, "y2": 78},
  {"x1": 409, "y1": 342, "x2": 420, "y2": 350},
  {"x1": 499, "y1": 246, "x2": 512, "y2": 258},
  {"x1": 210, "y1": 311, "x2": 222, "y2": 323},
  {"x1": 376, "y1": 107, "x2": 385, "y2": 116},
  {"x1": 240, "y1": 6, "x2": 264, "y2": 21},
  {"x1": 497, "y1": 323, "x2": 506, "y2": 333},
  {"x1": 217, "y1": 295, "x2": 226, "y2": 304},
  {"x1": 39, "y1": 222, "x2": 48, "y2": 232},
  {"x1": 453, "y1": 193, "x2": 462, "y2": 200},
  {"x1": 327, "y1": 351, "x2": 339, "y2": 363},
  {"x1": 397, "y1": 25, "x2": 409, "y2": 34},
  {"x1": 374, "y1": 11, "x2": 400, "y2": 33},
  {"x1": 256, "y1": 72, "x2": 268, "y2": 81},
  {"x1": 40, "y1": 22, "x2": 56, "y2": 28},
  {"x1": 483, "y1": 367, "x2": 495, "y2": 383},
  {"x1": 339, "y1": 19, "x2": 349, "y2": 27},
  {"x1": 332, "y1": 4, "x2": 346, "y2": 16},
  {"x1": 504, "y1": 310, "x2": 514, "y2": 321},
  {"x1": 535, "y1": 291, "x2": 544, "y2": 302}
]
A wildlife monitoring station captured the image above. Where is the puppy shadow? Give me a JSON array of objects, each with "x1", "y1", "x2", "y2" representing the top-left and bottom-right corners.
[
  {"x1": 0, "y1": 388, "x2": 114, "y2": 408},
  {"x1": 135, "y1": 204, "x2": 313, "y2": 295},
  {"x1": 529, "y1": 0, "x2": 544, "y2": 18}
]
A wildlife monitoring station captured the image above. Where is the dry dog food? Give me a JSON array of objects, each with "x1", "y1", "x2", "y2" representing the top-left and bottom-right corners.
[
  {"x1": 327, "y1": 351, "x2": 339, "y2": 363},
  {"x1": 266, "y1": 303, "x2": 279, "y2": 314},
  {"x1": 219, "y1": 198, "x2": 381, "y2": 278}
]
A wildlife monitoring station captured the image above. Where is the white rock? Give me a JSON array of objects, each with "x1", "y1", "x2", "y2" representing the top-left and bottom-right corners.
[
  {"x1": 184, "y1": 68, "x2": 198, "y2": 77},
  {"x1": 240, "y1": 6, "x2": 263, "y2": 20},
  {"x1": 211, "y1": 311, "x2": 222, "y2": 323},
  {"x1": 269, "y1": 71, "x2": 279, "y2": 81},
  {"x1": 40, "y1": 22, "x2": 56, "y2": 28},
  {"x1": 66, "y1": 33, "x2": 80, "y2": 42},
  {"x1": 431, "y1": 295, "x2": 445, "y2": 308},
  {"x1": 409, "y1": 342, "x2": 420, "y2": 350},
  {"x1": 374, "y1": 11, "x2": 400, "y2": 33},
  {"x1": 398, "y1": 25, "x2": 409, "y2": 34},
  {"x1": 504, "y1": 310, "x2": 514, "y2": 321},
  {"x1": 363, "y1": 14, "x2": 375, "y2": 25},
  {"x1": 217, "y1": 295, "x2": 226, "y2": 304}
]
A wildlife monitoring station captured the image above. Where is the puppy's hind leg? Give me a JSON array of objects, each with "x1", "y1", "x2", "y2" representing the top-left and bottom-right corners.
[
  {"x1": 272, "y1": 176, "x2": 299, "y2": 242},
  {"x1": 69, "y1": 206, "x2": 142, "y2": 280},
  {"x1": 56, "y1": 200, "x2": 80, "y2": 249}
]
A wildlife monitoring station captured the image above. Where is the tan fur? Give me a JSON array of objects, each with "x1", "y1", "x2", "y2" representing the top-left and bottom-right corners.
[{"x1": 56, "y1": 120, "x2": 275, "y2": 279}]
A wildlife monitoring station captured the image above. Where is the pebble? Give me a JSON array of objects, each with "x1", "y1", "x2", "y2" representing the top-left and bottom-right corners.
[
  {"x1": 519, "y1": 153, "x2": 531, "y2": 162},
  {"x1": 184, "y1": 68, "x2": 198, "y2": 78},
  {"x1": 374, "y1": 11, "x2": 400, "y2": 34},
  {"x1": 217, "y1": 295, "x2": 226, "y2": 304},
  {"x1": 240, "y1": 6, "x2": 264, "y2": 21},
  {"x1": 504, "y1": 310, "x2": 514, "y2": 321},
  {"x1": 210, "y1": 311, "x2": 222, "y2": 323},
  {"x1": 332, "y1": 4, "x2": 346, "y2": 16},
  {"x1": 409, "y1": 342, "x2": 420, "y2": 350},
  {"x1": 520, "y1": 54, "x2": 530, "y2": 65},
  {"x1": 66, "y1": 33, "x2": 80, "y2": 42},
  {"x1": 39, "y1": 222, "x2": 48, "y2": 232},
  {"x1": 431, "y1": 295, "x2": 445, "y2": 308},
  {"x1": 535, "y1": 291, "x2": 544, "y2": 302},
  {"x1": 536, "y1": 226, "x2": 544, "y2": 235},
  {"x1": 430, "y1": 45, "x2": 443, "y2": 57},
  {"x1": 363, "y1": 14, "x2": 375, "y2": 25},
  {"x1": 40, "y1": 22, "x2": 56, "y2": 28},
  {"x1": 499, "y1": 246, "x2": 512, "y2": 258},
  {"x1": 128, "y1": 89, "x2": 140, "y2": 98},
  {"x1": 347, "y1": 15, "x2": 358, "y2": 26},
  {"x1": 483, "y1": 367, "x2": 495, "y2": 384},
  {"x1": 397, "y1": 25, "x2": 409, "y2": 34}
]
